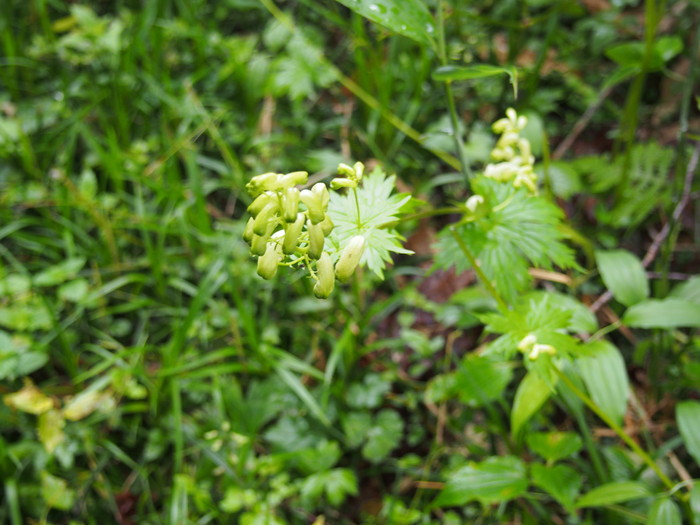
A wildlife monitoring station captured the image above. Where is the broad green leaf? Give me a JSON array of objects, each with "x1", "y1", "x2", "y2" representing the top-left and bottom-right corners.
[
  {"x1": 669, "y1": 275, "x2": 700, "y2": 304},
  {"x1": 362, "y1": 409, "x2": 404, "y2": 463},
  {"x1": 433, "y1": 65, "x2": 518, "y2": 96},
  {"x1": 342, "y1": 411, "x2": 373, "y2": 448},
  {"x1": 58, "y1": 278, "x2": 90, "y2": 302},
  {"x1": 347, "y1": 373, "x2": 390, "y2": 409},
  {"x1": 623, "y1": 299, "x2": 700, "y2": 328},
  {"x1": 38, "y1": 409, "x2": 65, "y2": 454},
  {"x1": 324, "y1": 468, "x2": 358, "y2": 506},
  {"x1": 602, "y1": 64, "x2": 642, "y2": 90},
  {"x1": 33, "y1": 257, "x2": 86, "y2": 287},
  {"x1": 334, "y1": 0, "x2": 435, "y2": 46},
  {"x1": 531, "y1": 463, "x2": 582, "y2": 511},
  {"x1": 511, "y1": 371, "x2": 553, "y2": 437},
  {"x1": 545, "y1": 162, "x2": 583, "y2": 199},
  {"x1": 654, "y1": 36, "x2": 683, "y2": 62},
  {"x1": 301, "y1": 468, "x2": 358, "y2": 506},
  {"x1": 606, "y1": 41, "x2": 645, "y2": 67},
  {"x1": 433, "y1": 456, "x2": 527, "y2": 507},
  {"x1": 677, "y1": 401, "x2": 700, "y2": 467},
  {"x1": 455, "y1": 354, "x2": 512, "y2": 407},
  {"x1": 294, "y1": 440, "x2": 341, "y2": 475},
  {"x1": 575, "y1": 481, "x2": 651, "y2": 508},
  {"x1": 41, "y1": 471, "x2": 75, "y2": 511},
  {"x1": 526, "y1": 431, "x2": 583, "y2": 462},
  {"x1": 577, "y1": 341, "x2": 629, "y2": 425},
  {"x1": 595, "y1": 250, "x2": 649, "y2": 307},
  {"x1": 647, "y1": 498, "x2": 682, "y2": 525},
  {"x1": 690, "y1": 485, "x2": 700, "y2": 521}
]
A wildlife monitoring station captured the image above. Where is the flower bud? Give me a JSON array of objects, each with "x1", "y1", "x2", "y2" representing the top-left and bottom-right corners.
[
  {"x1": 283, "y1": 187, "x2": 300, "y2": 222},
  {"x1": 529, "y1": 343, "x2": 556, "y2": 360},
  {"x1": 313, "y1": 252, "x2": 335, "y2": 298},
  {"x1": 517, "y1": 333, "x2": 537, "y2": 352},
  {"x1": 320, "y1": 215, "x2": 334, "y2": 236},
  {"x1": 283, "y1": 213, "x2": 305, "y2": 254},
  {"x1": 352, "y1": 161, "x2": 364, "y2": 181},
  {"x1": 300, "y1": 189, "x2": 325, "y2": 224},
  {"x1": 251, "y1": 222, "x2": 275, "y2": 255},
  {"x1": 465, "y1": 195, "x2": 485, "y2": 213},
  {"x1": 331, "y1": 178, "x2": 357, "y2": 190},
  {"x1": 247, "y1": 191, "x2": 276, "y2": 217},
  {"x1": 337, "y1": 163, "x2": 355, "y2": 178},
  {"x1": 243, "y1": 217, "x2": 255, "y2": 244},
  {"x1": 253, "y1": 202, "x2": 278, "y2": 236},
  {"x1": 279, "y1": 171, "x2": 308, "y2": 189},
  {"x1": 307, "y1": 221, "x2": 325, "y2": 259},
  {"x1": 335, "y1": 235, "x2": 365, "y2": 282},
  {"x1": 251, "y1": 234, "x2": 268, "y2": 255},
  {"x1": 246, "y1": 173, "x2": 281, "y2": 196},
  {"x1": 257, "y1": 243, "x2": 281, "y2": 280},
  {"x1": 311, "y1": 183, "x2": 330, "y2": 209}
]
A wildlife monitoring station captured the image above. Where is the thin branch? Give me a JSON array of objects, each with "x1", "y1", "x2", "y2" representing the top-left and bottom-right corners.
[{"x1": 553, "y1": 84, "x2": 615, "y2": 160}]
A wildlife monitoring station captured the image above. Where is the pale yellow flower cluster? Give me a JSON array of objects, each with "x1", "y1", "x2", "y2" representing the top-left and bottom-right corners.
[{"x1": 484, "y1": 108, "x2": 538, "y2": 194}]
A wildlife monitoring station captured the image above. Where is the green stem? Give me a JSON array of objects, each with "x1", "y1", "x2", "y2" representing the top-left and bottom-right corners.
[
  {"x1": 352, "y1": 187, "x2": 362, "y2": 228},
  {"x1": 437, "y1": 0, "x2": 472, "y2": 182},
  {"x1": 555, "y1": 368, "x2": 675, "y2": 490},
  {"x1": 4, "y1": 479, "x2": 22, "y2": 525},
  {"x1": 573, "y1": 409, "x2": 609, "y2": 484},
  {"x1": 588, "y1": 320, "x2": 622, "y2": 342},
  {"x1": 449, "y1": 226, "x2": 508, "y2": 311}
]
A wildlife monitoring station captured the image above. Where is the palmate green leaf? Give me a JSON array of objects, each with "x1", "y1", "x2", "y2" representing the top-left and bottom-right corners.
[
  {"x1": 328, "y1": 168, "x2": 413, "y2": 279},
  {"x1": 362, "y1": 409, "x2": 404, "y2": 463},
  {"x1": 478, "y1": 293, "x2": 580, "y2": 359},
  {"x1": 272, "y1": 34, "x2": 336, "y2": 101},
  {"x1": 455, "y1": 354, "x2": 512, "y2": 407},
  {"x1": 435, "y1": 176, "x2": 576, "y2": 302}
]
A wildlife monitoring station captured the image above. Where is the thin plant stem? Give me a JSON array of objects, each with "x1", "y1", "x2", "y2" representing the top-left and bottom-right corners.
[
  {"x1": 554, "y1": 368, "x2": 675, "y2": 490},
  {"x1": 449, "y1": 226, "x2": 508, "y2": 311},
  {"x1": 437, "y1": 0, "x2": 472, "y2": 182},
  {"x1": 353, "y1": 187, "x2": 362, "y2": 228}
]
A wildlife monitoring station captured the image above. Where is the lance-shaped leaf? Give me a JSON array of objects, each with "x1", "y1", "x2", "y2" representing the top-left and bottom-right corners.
[
  {"x1": 677, "y1": 401, "x2": 700, "y2": 467},
  {"x1": 595, "y1": 249, "x2": 649, "y2": 307},
  {"x1": 334, "y1": 0, "x2": 435, "y2": 47},
  {"x1": 577, "y1": 341, "x2": 630, "y2": 425}
]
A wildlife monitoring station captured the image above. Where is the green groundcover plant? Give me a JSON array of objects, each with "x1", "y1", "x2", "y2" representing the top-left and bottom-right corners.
[{"x1": 1, "y1": 0, "x2": 699, "y2": 524}]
